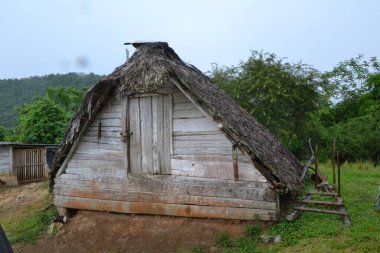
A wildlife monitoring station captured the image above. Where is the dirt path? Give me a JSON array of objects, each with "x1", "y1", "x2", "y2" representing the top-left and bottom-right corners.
[{"x1": 3, "y1": 183, "x2": 267, "y2": 253}]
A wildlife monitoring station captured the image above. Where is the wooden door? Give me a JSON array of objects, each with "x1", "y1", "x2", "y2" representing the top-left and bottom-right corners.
[
  {"x1": 129, "y1": 95, "x2": 171, "y2": 174},
  {"x1": 12, "y1": 148, "x2": 45, "y2": 183}
]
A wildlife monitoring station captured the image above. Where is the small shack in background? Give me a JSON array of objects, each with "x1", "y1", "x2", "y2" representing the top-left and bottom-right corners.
[{"x1": 0, "y1": 142, "x2": 57, "y2": 185}]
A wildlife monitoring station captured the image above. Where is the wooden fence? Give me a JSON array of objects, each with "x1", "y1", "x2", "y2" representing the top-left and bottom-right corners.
[{"x1": 12, "y1": 148, "x2": 45, "y2": 183}]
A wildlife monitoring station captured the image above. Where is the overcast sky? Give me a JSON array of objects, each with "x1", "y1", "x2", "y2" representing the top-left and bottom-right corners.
[{"x1": 0, "y1": 0, "x2": 379, "y2": 79}]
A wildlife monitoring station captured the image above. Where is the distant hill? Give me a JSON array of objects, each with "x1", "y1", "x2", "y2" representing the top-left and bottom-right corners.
[{"x1": 0, "y1": 73, "x2": 104, "y2": 128}]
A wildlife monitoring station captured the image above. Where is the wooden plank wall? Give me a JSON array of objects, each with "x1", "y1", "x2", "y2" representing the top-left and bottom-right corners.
[
  {"x1": 171, "y1": 92, "x2": 267, "y2": 183},
  {"x1": 55, "y1": 94, "x2": 278, "y2": 220},
  {"x1": 0, "y1": 147, "x2": 11, "y2": 175},
  {"x1": 64, "y1": 98, "x2": 126, "y2": 179},
  {"x1": 129, "y1": 95, "x2": 171, "y2": 174},
  {"x1": 12, "y1": 148, "x2": 45, "y2": 183}
]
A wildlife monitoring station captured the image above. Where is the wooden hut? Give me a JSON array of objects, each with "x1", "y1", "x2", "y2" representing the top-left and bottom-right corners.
[
  {"x1": 0, "y1": 142, "x2": 57, "y2": 185},
  {"x1": 50, "y1": 42, "x2": 303, "y2": 220}
]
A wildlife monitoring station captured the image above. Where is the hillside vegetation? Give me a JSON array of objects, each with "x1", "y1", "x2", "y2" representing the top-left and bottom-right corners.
[{"x1": 0, "y1": 73, "x2": 103, "y2": 128}]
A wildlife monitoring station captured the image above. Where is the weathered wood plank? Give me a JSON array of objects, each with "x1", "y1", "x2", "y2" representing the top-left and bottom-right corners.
[
  {"x1": 173, "y1": 118, "x2": 217, "y2": 133},
  {"x1": 173, "y1": 139, "x2": 232, "y2": 149},
  {"x1": 59, "y1": 173, "x2": 271, "y2": 189},
  {"x1": 71, "y1": 153, "x2": 124, "y2": 161},
  {"x1": 0, "y1": 147, "x2": 11, "y2": 174},
  {"x1": 163, "y1": 94, "x2": 172, "y2": 174},
  {"x1": 173, "y1": 108, "x2": 204, "y2": 119},
  {"x1": 87, "y1": 126, "x2": 121, "y2": 133},
  {"x1": 55, "y1": 174, "x2": 275, "y2": 201},
  {"x1": 172, "y1": 92, "x2": 189, "y2": 104},
  {"x1": 140, "y1": 96, "x2": 153, "y2": 173},
  {"x1": 74, "y1": 149, "x2": 123, "y2": 156},
  {"x1": 101, "y1": 99, "x2": 122, "y2": 113},
  {"x1": 173, "y1": 133, "x2": 227, "y2": 141},
  {"x1": 67, "y1": 159, "x2": 124, "y2": 170},
  {"x1": 54, "y1": 185, "x2": 277, "y2": 210},
  {"x1": 85, "y1": 130, "x2": 122, "y2": 138},
  {"x1": 152, "y1": 96, "x2": 162, "y2": 174},
  {"x1": 171, "y1": 154, "x2": 250, "y2": 163},
  {"x1": 76, "y1": 141, "x2": 124, "y2": 151},
  {"x1": 129, "y1": 98, "x2": 142, "y2": 172},
  {"x1": 173, "y1": 147, "x2": 232, "y2": 156},
  {"x1": 89, "y1": 118, "x2": 121, "y2": 127},
  {"x1": 65, "y1": 167, "x2": 125, "y2": 177},
  {"x1": 121, "y1": 97, "x2": 129, "y2": 173},
  {"x1": 173, "y1": 131, "x2": 221, "y2": 136},
  {"x1": 171, "y1": 158, "x2": 267, "y2": 182},
  {"x1": 80, "y1": 136, "x2": 122, "y2": 145},
  {"x1": 94, "y1": 112, "x2": 121, "y2": 119},
  {"x1": 54, "y1": 195, "x2": 277, "y2": 220}
]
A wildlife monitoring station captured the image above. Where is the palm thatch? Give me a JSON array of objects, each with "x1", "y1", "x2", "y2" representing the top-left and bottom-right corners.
[{"x1": 50, "y1": 42, "x2": 303, "y2": 196}]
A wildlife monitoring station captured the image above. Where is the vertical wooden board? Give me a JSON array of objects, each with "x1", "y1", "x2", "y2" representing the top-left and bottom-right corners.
[
  {"x1": 121, "y1": 98, "x2": 129, "y2": 173},
  {"x1": 128, "y1": 98, "x2": 142, "y2": 173},
  {"x1": 140, "y1": 97, "x2": 153, "y2": 173},
  {"x1": 163, "y1": 94, "x2": 172, "y2": 174},
  {"x1": 152, "y1": 96, "x2": 162, "y2": 174}
]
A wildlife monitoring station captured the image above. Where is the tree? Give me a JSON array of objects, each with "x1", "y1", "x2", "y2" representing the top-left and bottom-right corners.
[
  {"x1": 323, "y1": 55, "x2": 380, "y2": 100},
  {"x1": 10, "y1": 86, "x2": 86, "y2": 144},
  {"x1": 211, "y1": 51, "x2": 327, "y2": 158},
  {"x1": 14, "y1": 97, "x2": 69, "y2": 144},
  {"x1": 0, "y1": 125, "x2": 7, "y2": 141}
]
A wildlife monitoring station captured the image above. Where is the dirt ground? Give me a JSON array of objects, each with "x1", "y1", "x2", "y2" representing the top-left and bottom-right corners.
[{"x1": 2, "y1": 182, "x2": 269, "y2": 253}]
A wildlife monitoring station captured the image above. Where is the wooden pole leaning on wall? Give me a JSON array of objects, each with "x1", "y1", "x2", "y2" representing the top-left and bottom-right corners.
[
  {"x1": 314, "y1": 144, "x2": 319, "y2": 189},
  {"x1": 232, "y1": 145, "x2": 239, "y2": 182},
  {"x1": 332, "y1": 139, "x2": 337, "y2": 189}
]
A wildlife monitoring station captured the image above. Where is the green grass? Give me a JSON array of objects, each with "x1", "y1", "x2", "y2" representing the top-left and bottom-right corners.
[
  {"x1": 3, "y1": 206, "x2": 58, "y2": 244},
  {"x1": 216, "y1": 162, "x2": 380, "y2": 252},
  {"x1": 267, "y1": 162, "x2": 380, "y2": 252}
]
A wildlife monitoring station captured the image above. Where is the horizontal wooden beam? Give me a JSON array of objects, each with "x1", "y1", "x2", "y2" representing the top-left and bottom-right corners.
[
  {"x1": 307, "y1": 191, "x2": 338, "y2": 196},
  {"x1": 54, "y1": 195, "x2": 278, "y2": 220},
  {"x1": 54, "y1": 185, "x2": 277, "y2": 210},
  {"x1": 295, "y1": 207, "x2": 348, "y2": 215},
  {"x1": 300, "y1": 199, "x2": 343, "y2": 207}
]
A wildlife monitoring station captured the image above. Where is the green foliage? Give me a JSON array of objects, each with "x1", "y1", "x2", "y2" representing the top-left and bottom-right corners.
[
  {"x1": 245, "y1": 224, "x2": 261, "y2": 239},
  {"x1": 211, "y1": 51, "x2": 327, "y2": 157},
  {"x1": 5, "y1": 207, "x2": 58, "y2": 244},
  {"x1": 216, "y1": 230, "x2": 233, "y2": 248},
  {"x1": 9, "y1": 86, "x2": 86, "y2": 144},
  {"x1": 323, "y1": 55, "x2": 380, "y2": 100},
  {"x1": 191, "y1": 244, "x2": 204, "y2": 253},
  {"x1": 0, "y1": 72, "x2": 102, "y2": 128},
  {"x1": 224, "y1": 237, "x2": 260, "y2": 253},
  {"x1": 0, "y1": 125, "x2": 7, "y2": 141},
  {"x1": 12, "y1": 97, "x2": 69, "y2": 144},
  {"x1": 211, "y1": 52, "x2": 380, "y2": 161}
]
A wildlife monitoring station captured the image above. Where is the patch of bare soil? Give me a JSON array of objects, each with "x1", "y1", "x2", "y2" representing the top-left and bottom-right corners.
[
  {"x1": 17, "y1": 210, "x2": 269, "y2": 253},
  {"x1": 3, "y1": 183, "x2": 271, "y2": 253}
]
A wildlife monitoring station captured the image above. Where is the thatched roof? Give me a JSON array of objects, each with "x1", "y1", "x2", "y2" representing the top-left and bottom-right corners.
[{"x1": 50, "y1": 42, "x2": 303, "y2": 196}]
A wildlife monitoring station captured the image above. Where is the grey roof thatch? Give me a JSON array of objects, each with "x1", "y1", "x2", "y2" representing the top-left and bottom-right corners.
[{"x1": 50, "y1": 42, "x2": 303, "y2": 196}]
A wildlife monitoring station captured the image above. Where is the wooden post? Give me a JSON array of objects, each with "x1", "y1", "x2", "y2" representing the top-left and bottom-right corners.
[
  {"x1": 337, "y1": 151, "x2": 341, "y2": 197},
  {"x1": 332, "y1": 139, "x2": 337, "y2": 189},
  {"x1": 232, "y1": 146, "x2": 239, "y2": 182},
  {"x1": 314, "y1": 144, "x2": 319, "y2": 189}
]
